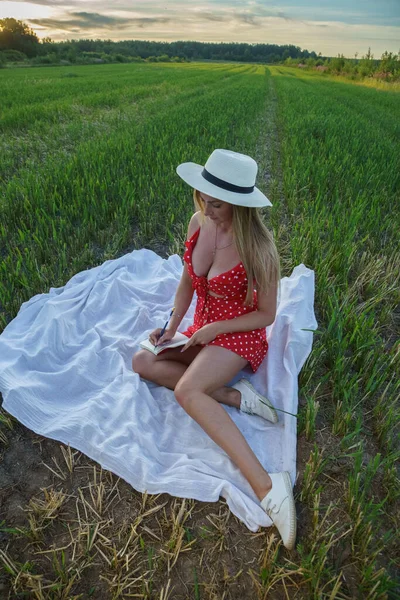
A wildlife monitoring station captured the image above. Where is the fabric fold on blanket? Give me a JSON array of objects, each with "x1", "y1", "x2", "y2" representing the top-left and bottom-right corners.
[{"x1": 0, "y1": 248, "x2": 317, "y2": 531}]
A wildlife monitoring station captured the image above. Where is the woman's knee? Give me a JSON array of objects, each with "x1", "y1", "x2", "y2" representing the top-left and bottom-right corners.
[
  {"x1": 131, "y1": 349, "x2": 154, "y2": 376},
  {"x1": 174, "y1": 378, "x2": 205, "y2": 407},
  {"x1": 174, "y1": 380, "x2": 190, "y2": 406}
]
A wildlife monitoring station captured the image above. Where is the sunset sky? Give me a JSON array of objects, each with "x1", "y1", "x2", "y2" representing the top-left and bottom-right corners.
[{"x1": 1, "y1": 0, "x2": 399, "y2": 58}]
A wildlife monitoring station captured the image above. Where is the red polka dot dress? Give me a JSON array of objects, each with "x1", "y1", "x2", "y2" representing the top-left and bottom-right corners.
[{"x1": 180, "y1": 226, "x2": 269, "y2": 373}]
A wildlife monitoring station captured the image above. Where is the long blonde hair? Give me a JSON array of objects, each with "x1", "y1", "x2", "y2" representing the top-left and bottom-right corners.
[{"x1": 193, "y1": 189, "x2": 281, "y2": 307}]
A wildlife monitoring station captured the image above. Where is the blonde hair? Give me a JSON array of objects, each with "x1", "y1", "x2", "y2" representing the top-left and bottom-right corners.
[{"x1": 193, "y1": 189, "x2": 281, "y2": 307}]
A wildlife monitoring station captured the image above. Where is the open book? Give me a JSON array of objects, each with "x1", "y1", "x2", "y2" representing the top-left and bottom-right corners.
[{"x1": 139, "y1": 331, "x2": 189, "y2": 355}]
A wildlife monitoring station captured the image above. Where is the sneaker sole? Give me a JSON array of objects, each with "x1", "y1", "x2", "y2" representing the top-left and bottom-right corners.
[
  {"x1": 281, "y1": 471, "x2": 297, "y2": 550},
  {"x1": 241, "y1": 379, "x2": 278, "y2": 424}
]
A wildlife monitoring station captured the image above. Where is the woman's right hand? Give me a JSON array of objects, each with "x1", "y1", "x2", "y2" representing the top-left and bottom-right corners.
[{"x1": 148, "y1": 327, "x2": 176, "y2": 346}]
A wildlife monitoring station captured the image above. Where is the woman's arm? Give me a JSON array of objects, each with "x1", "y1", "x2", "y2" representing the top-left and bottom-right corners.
[
  {"x1": 167, "y1": 212, "x2": 201, "y2": 334},
  {"x1": 168, "y1": 265, "x2": 194, "y2": 334},
  {"x1": 215, "y1": 311, "x2": 272, "y2": 336}
]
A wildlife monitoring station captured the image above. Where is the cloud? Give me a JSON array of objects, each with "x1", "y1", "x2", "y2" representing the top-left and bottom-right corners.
[
  {"x1": 6, "y1": 0, "x2": 400, "y2": 28},
  {"x1": 234, "y1": 12, "x2": 260, "y2": 26},
  {"x1": 201, "y1": 12, "x2": 226, "y2": 23},
  {"x1": 73, "y1": 11, "x2": 128, "y2": 26},
  {"x1": 12, "y1": 0, "x2": 398, "y2": 56},
  {"x1": 29, "y1": 11, "x2": 171, "y2": 31}
]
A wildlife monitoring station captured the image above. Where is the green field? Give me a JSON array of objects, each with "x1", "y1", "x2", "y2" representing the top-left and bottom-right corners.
[{"x1": 0, "y1": 62, "x2": 399, "y2": 599}]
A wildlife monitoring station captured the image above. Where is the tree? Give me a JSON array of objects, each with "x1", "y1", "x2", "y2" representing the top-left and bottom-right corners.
[
  {"x1": 358, "y1": 47, "x2": 375, "y2": 77},
  {"x1": 330, "y1": 53, "x2": 345, "y2": 73},
  {"x1": 379, "y1": 50, "x2": 398, "y2": 75},
  {"x1": 0, "y1": 18, "x2": 39, "y2": 57}
]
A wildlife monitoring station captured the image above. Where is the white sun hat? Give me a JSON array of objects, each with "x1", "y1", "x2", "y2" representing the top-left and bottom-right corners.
[{"x1": 176, "y1": 148, "x2": 272, "y2": 208}]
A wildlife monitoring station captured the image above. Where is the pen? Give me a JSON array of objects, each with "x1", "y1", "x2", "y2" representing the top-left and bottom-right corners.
[{"x1": 154, "y1": 307, "x2": 175, "y2": 348}]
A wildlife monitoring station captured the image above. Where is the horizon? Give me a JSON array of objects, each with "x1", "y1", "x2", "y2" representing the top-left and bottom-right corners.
[{"x1": 1, "y1": 1, "x2": 399, "y2": 60}]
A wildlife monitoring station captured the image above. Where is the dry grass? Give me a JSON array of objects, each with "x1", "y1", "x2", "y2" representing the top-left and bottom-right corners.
[{"x1": 0, "y1": 438, "x2": 295, "y2": 599}]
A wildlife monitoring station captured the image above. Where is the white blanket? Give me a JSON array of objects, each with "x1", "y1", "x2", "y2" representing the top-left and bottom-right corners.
[{"x1": 0, "y1": 249, "x2": 317, "y2": 531}]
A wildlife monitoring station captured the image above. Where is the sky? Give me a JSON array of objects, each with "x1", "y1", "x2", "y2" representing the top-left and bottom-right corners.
[{"x1": 1, "y1": 0, "x2": 399, "y2": 58}]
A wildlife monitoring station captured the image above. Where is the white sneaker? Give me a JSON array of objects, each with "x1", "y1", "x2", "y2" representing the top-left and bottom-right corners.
[
  {"x1": 261, "y1": 472, "x2": 297, "y2": 550},
  {"x1": 232, "y1": 378, "x2": 278, "y2": 424}
]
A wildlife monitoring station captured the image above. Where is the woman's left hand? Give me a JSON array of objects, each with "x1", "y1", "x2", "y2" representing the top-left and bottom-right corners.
[{"x1": 180, "y1": 323, "x2": 221, "y2": 352}]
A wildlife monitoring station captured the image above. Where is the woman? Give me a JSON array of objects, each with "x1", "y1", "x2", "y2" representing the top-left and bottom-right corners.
[{"x1": 132, "y1": 149, "x2": 296, "y2": 550}]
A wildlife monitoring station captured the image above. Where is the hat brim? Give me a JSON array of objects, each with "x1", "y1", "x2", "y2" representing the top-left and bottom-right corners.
[{"x1": 176, "y1": 162, "x2": 272, "y2": 208}]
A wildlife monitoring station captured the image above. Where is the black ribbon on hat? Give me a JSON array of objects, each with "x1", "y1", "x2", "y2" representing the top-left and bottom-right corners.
[{"x1": 201, "y1": 168, "x2": 254, "y2": 194}]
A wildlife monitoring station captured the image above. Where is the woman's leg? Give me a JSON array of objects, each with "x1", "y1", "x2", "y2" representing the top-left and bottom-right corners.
[
  {"x1": 173, "y1": 345, "x2": 272, "y2": 502},
  {"x1": 132, "y1": 347, "x2": 241, "y2": 408}
]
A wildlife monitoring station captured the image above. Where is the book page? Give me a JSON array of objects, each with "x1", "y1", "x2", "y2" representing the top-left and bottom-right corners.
[{"x1": 139, "y1": 332, "x2": 188, "y2": 355}]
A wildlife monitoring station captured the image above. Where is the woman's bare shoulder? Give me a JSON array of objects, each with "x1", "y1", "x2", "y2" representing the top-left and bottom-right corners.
[{"x1": 186, "y1": 211, "x2": 203, "y2": 240}]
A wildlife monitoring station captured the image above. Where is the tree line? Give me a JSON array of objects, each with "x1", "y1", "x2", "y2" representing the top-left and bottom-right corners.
[
  {"x1": 0, "y1": 18, "x2": 318, "y2": 65},
  {"x1": 284, "y1": 48, "x2": 399, "y2": 82},
  {"x1": 1, "y1": 17, "x2": 399, "y2": 82}
]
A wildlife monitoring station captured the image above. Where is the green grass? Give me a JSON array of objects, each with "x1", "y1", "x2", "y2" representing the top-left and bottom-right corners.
[
  {"x1": 0, "y1": 62, "x2": 266, "y2": 325},
  {"x1": 0, "y1": 61, "x2": 399, "y2": 599}
]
